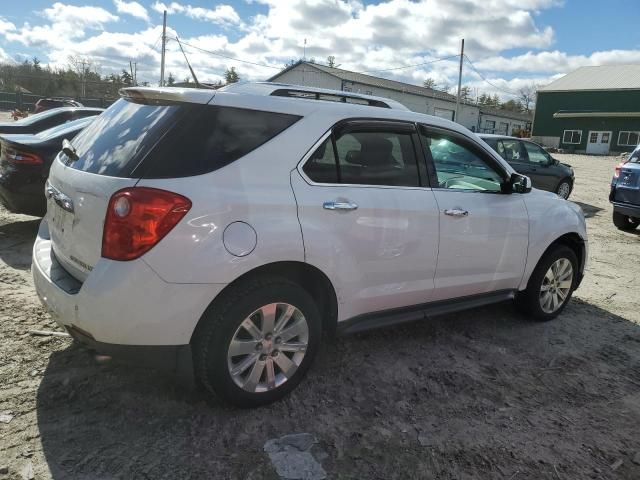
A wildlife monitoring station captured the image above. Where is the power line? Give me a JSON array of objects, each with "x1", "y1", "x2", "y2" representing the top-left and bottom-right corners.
[
  {"x1": 172, "y1": 38, "x2": 282, "y2": 70},
  {"x1": 357, "y1": 54, "x2": 459, "y2": 74},
  {"x1": 463, "y1": 54, "x2": 518, "y2": 96}
]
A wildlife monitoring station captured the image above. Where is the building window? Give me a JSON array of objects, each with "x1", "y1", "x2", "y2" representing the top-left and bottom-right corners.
[
  {"x1": 618, "y1": 131, "x2": 640, "y2": 146},
  {"x1": 485, "y1": 120, "x2": 496, "y2": 130},
  {"x1": 499, "y1": 122, "x2": 509, "y2": 134},
  {"x1": 589, "y1": 132, "x2": 598, "y2": 143},
  {"x1": 343, "y1": 86, "x2": 352, "y2": 92},
  {"x1": 562, "y1": 130, "x2": 582, "y2": 144},
  {"x1": 364, "y1": 90, "x2": 372, "y2": 95}
]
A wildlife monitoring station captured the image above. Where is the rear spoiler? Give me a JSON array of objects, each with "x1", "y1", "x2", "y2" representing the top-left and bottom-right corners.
[{"x1": 119, "y1": 87, "x2": 216, "y2": 105}]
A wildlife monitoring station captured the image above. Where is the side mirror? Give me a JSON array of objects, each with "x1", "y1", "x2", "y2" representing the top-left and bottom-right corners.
[{"x1": 510, "y1": 173, "x2": 532, "y2": 194}]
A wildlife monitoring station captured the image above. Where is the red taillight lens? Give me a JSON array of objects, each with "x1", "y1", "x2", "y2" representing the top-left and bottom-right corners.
[
  {"x1": 614, "y1": 158, "x2": 630, "y2": 178},
  {"x1": 5, "y1": 148, "x2": 43, "y2": 165},
  {"x1": 102, "y1": 187, "x2": 192, "y2": 261}
]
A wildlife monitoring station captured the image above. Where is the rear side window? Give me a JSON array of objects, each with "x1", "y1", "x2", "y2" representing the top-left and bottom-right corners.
[
  {"x1": 66, "y1": 99, "x2": 300, "y2": 178},
  {"x1": 143, "y1": 105, "x2": 300, "y2": 178}
]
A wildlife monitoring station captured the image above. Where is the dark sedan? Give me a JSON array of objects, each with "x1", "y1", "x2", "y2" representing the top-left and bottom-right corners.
[
  {"x1": 0, "y1": 117, "x2": 95, "y2": 216},
  {"x1": 479, "y1": 134, "x2": 575, "y2": 199},
  {"x1": 0, "y1": 107, "x2": 103, "y2": 135}
]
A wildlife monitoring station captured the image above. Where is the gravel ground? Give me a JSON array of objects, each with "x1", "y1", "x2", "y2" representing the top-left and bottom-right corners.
[{"x1": 1, "y1": 152, "x2": 639, "y2": 479}]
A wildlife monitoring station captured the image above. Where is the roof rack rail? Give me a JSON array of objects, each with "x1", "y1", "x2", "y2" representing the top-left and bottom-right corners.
[{"x1": 270, "y1": 88, "x2": 392, "y2": 109}]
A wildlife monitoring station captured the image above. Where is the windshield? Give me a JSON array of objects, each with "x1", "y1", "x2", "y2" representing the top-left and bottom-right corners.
[{"x1": 37, "y1": 117, "x2": 93, "y2": 139}]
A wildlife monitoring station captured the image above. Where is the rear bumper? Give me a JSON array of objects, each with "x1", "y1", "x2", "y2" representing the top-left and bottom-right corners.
[
  {"x1": 611, "y1": 201, "x2": 640, "y2": 218},
  {"x1": 67, "y1": 325, "x2": 194, "y2": 379},
  {"x1": 32, "y1": 219, "x2": 225, "y2": 373}
]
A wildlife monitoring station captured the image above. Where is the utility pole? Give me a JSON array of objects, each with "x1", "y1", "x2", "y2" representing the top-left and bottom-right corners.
[
  {"x1": 160, "y1": 10, "x2": 167, "y2": 86},
  {"x1": 79, "y1": 59, "x2": 87, "y2": 98},
  {"x1": 130, "y1": 60, "x2": 137, "y2": 86},
  {"x1": 454, "y1": 38, "x2": 464, "y2": 123}
]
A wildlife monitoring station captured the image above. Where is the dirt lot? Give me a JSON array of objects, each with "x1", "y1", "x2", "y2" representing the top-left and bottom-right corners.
[{"x1": 1, "y1": 150, "x2": 639, "y2": 479}]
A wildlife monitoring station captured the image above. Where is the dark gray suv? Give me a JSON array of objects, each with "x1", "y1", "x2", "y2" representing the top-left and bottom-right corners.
[{"x1": 479, "y1": 134, "x2": 575, "y2": 199}]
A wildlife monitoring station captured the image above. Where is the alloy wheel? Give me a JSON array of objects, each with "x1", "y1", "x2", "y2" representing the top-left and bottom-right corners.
[
  {"x1": 227, "y1": 303, "x2": 309, "y2": 393},
  {"x1": 557, "y1": 182, "x2": 571, "y2": 199},
  {"x1": 539, "y1": 258, "x2": 573, "y2": 313}
]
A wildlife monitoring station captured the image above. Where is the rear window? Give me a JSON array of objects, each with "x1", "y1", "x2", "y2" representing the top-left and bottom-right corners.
[{"x1": 64, "y1": 98, "x2": 301, "y2": 178}]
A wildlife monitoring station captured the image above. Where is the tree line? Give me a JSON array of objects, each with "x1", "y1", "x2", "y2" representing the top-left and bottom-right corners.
[{"x1": 423, "y1": 77, "x2": 537, "y2": 113}]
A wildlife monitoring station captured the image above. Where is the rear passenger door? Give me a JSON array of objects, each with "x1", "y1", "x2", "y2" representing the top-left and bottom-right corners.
[{"x1": 291, "y1": 120, "x2": 440, "y2": 322}]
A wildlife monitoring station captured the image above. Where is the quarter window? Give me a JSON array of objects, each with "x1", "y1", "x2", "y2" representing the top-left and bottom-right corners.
[
  {"x1": 562, "y1": 130, "x2": 582, "y2": 144},
  {"x1": 302, "y1": 126, "x2": 421, "y2": 187},
  {"x1": 420, "y1": 129, "x2": 504, "y2": 192},
  {"x1": 618, "y1": 131, "x2": 640, "y2": 146}
]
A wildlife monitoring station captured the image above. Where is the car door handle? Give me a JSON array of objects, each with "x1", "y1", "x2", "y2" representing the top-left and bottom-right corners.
[
  {"x1": 444, "y1": 208, "x2": 468, "y2": 217},
  {"x1": 323, "y1": 201, "x2": 358, "y2": 211}
]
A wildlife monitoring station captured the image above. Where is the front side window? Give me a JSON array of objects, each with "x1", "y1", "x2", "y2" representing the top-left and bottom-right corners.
[
  {"x1": 421, "y1": 129, "x2": 504, "y2": 192},
  {"x1": 618, "y1": 131, "x2": 640, "y2": 146},
  {"x1": 302, "y1": 125, "x2": 420, "y2": 187},
  {"x1": 522, "y1": 142, "x2": 550, "y2": 164},
  {"x1": 562, "y1": 130, "x2": 582, "y2": 144}
]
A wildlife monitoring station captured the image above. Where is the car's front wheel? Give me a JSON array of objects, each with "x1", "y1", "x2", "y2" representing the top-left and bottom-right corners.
[
  {"x1": 193, "y1": 276, "x2": 322, "y2": 408},
  {"x1": 516, "y1": 245, "x2": 578, "y2": 321},
  {"x1": 612, "y1": 211, "x2": 640, "y2": 231},
  {"x1": 555, "y1": 179, "x2": 572, "y2": 199}
]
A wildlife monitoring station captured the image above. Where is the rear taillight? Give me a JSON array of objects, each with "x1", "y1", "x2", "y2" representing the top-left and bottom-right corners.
[
  {"x1": 614, "y1": 157, "x2": 630, "y2": 178},
  {"x1": 102, "y1": 187, "x2": 191, "y2": 261},
  {"x1": 4, "y1": 148, "x2": 42, "y2": 165}
]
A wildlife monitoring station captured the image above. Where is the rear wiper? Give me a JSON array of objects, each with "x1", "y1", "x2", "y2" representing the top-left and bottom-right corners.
[{"x1": 62, "y1": 138, "x2": 78, "y2": 161}]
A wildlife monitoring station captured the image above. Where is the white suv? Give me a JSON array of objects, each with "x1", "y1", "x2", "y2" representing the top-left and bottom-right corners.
[{"x1": 32, "y1": 83, "x2": 587, "y2": 407}]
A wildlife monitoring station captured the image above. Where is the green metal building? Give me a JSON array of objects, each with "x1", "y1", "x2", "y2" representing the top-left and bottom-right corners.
[{"x1": 532, "y1": 65, "x2": 640, "y2": 154}]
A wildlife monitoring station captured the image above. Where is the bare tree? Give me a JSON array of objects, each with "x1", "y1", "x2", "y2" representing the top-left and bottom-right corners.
[
  {"x1": 326, "y1": 56, "x2": 336, "y2": 67},
  {"x1": 518, "y1": 84, "x2": 538, "y2": 113},
  {"x1": 423, "y1": 77, "x2": 437, "y2": 89}
]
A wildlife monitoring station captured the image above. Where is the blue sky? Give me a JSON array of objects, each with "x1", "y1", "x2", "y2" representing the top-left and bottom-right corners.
[{"x1": 0, "y1": 0, "x2": 638, "y2": 97}]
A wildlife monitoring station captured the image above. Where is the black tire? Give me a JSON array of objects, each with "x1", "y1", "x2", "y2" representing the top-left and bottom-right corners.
[
  {"x1": 515, "y1": 245, "x2": 578, "y2": 321},
  {"x1": 192, "y1": 275, "x2": 322, "y2": 408},
  {"x1": 555, "y1": 179, "x2": 573, "y2": 199},
  {"x1": 612, "y1": 211, "x2": 640, "y2": 231}
]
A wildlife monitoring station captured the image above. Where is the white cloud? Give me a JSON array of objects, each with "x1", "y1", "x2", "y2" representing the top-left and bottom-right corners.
[
  {"x1": 0, "y1": 16, "x2": 16, "y2": 35},
  {"x1": 114, "y1": 0, "x2": 150, "y2": 22},
  {"x1": 151, "y1": 2, "x2": 240, "y2": 25},
  {"x1": 475, "y1": 49, "x2": 640, "y2": 74},
  {"x1": 6, "y1": 2, "x2": 118, "y2": 45},
  {"x1": 0, "y1": 0, "x2": 635, "y2": 100}
]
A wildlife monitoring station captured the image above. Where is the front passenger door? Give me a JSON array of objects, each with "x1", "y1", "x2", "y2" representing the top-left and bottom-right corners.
[{"x1": 420, "y1": 126, "x2": 529, "y2": 301}]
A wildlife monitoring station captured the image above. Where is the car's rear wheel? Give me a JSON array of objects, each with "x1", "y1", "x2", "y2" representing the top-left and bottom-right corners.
[
  {"x1": 612, "y1": 211, "x2": 640, "y2": 231},
  {"x1": 556, "y1": 179, "x2": 572, "y2": 199},
  {"x1": 516, "y1": 245, "x2": 578, "y2": 321},
  {"x1": 193, "y1": 276, "x2": 321, "y2": 408}
]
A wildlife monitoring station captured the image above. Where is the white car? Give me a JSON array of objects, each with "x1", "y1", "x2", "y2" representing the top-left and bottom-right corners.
[{"x1": 32, "y1": 83, "x2": 587, "y2": 407}]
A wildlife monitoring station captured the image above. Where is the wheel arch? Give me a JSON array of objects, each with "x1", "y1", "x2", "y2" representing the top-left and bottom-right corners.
[
  {"x1": 190, "y1": 261, "x2": 339, "y2": 344},
  {"x1": 526, "y1": 232, "x2": 586, "y2": 289}
]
